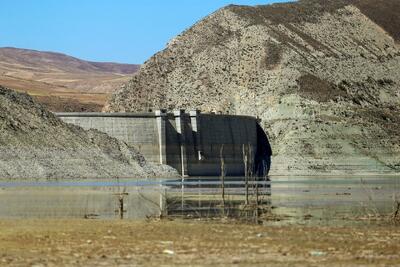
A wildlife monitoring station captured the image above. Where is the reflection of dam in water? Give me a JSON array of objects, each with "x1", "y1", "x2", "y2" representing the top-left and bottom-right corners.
[
  {"x1": 0, "y1": 178, "x2": 271, "y2": 220},
  {"x1": 1, "y1": 177, "x2": 398, "y2": 224},
  {"x1": 164, "y1": 178, "x2": 271, "y2": 218},
  {"x1": 56, "y1": 110, "x2": 272, "y2": 177}
]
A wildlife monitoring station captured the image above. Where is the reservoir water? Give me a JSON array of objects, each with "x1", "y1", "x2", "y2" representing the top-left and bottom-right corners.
[{"x1": 0, "y1": 176, "x2": 399, "y2": 225}]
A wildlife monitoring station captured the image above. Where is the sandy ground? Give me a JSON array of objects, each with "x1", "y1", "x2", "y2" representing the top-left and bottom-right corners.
[{"x1": 0, "y1": 219, "x2": 399, "y2": 266}]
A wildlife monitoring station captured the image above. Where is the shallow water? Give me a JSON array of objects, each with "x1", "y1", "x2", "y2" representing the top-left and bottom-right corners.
[
  {"x1": 0, "y1": 176, "x2": 399, "y2": 225},
  {"x1": 270, "y1": 176, "x2": 400, "y2": 225}
]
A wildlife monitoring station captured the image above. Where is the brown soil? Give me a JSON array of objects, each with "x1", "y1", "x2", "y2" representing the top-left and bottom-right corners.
[
  {"x1": 354, "y1": 0, "x2": 400, "y2": 41},
  {"x1": 0, "y1": 219, "x2": 399, "y2": 266},
  {"x1": 230, "y1": 0, "x2": 400, "y2": 41},
  {"x1": 298, "y1": 74, "x2": 347, "y2": 102},
  {"x1": 0, "y1": 47, "x2": 139, "y2": 112},
  {"x1": 33, "y1": 95, "x2": 104, "y2": 112},
  {"x1": 1, "y1": 77, "x2": 110, "y2": 112},
  {"x1": 263, "y1": 41, "x2": 283, "y2": 70}
]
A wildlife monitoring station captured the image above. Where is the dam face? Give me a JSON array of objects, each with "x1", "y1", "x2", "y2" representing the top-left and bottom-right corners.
[{"x1": 56, "y1": 110, "x2": 270, "y2": 177}]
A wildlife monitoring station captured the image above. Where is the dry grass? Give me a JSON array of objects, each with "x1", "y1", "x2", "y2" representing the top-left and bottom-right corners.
[
  {"x1": 0, "y1": 47, "x2": 138, "y2": 111},
  {"x1": 0, "y1": 219, "x2": 399, "y2": 266},
  {"x1": 0, "y1": 73, "x2": 130, "y2": 111}
]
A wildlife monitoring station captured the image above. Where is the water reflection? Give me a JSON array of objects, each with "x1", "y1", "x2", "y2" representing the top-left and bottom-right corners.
[
  {"x1": 270, "y1": 176, "x2": 400, "y2": 225},
  {"x1": 0, "y1": 176, "x2": 399, "y2": 225},
  {"x1": 163, "y1": 178, "x2": 271, "y2": 220}
]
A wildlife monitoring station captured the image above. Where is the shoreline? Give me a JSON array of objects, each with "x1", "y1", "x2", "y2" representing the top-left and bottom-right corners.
[{"x1": 0, "y1": 173, "x2": 399, "y2": 182}]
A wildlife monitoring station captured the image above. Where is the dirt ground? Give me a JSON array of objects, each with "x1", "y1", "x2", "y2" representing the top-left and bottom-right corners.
[{"x1": 0, "y1": 219, "x2": 399, "y2": 266}]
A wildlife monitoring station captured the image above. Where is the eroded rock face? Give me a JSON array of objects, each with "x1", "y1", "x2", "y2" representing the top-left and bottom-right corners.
[
  {"x1": 106, "y1": 0, "x2": 400, "y2": 175},
  {"x1": 0, "y1": 86, "x2": 176, "y2": 179}
]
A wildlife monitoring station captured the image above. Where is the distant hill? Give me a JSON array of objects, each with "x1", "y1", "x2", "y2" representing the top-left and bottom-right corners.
[
  {"x1": 0, "y1": 47, "x2": 140, "y2": 111},
  {"x1": 106, "y1": 0, "x2": 400, "y2": 175}
]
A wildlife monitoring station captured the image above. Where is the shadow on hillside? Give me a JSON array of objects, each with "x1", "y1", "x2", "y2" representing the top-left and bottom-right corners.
[{"x1": 255, "y1": 123, "x2": 272, "y2": 178}]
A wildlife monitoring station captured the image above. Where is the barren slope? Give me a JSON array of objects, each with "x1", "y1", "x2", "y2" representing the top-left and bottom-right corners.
[
  {"x1": 0, "y1": 86, "x2": 175, "y2": 179},
  {"x1": 0, "y1": 47, "x2": 139, "y2": 111},
  {"x1": 107, "y1": 0, "x2": 400, "y2": 175}
]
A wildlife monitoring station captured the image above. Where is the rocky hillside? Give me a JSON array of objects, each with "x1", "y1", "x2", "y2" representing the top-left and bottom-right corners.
[
  {"x1": 0, "y1": 86, "x2": 175, "y2": 179},
  {"x1": 106, "y1": 0, "x2": 400, "y2": 175},
  {"x1": 0, "y1": 47, "x2": 139, "y2": 112}
]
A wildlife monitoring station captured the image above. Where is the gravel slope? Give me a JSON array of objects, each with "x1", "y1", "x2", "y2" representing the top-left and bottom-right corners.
[{"x1": 0, "y1": 86, "x2": 176, "y2": 179}]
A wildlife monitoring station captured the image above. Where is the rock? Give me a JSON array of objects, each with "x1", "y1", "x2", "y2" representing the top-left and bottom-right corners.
[
  {"x1": 162, "y1": 249, "x2": 175, "y2": 255},
  {"x1": 309, "y1": 250, "x2": 327, "y2": 257},
  {"x1": 106, "y1": 0, "x2": 400, "y2": 176},
  {"x1": 0, "y1": 86, "x2": 177, "y2": 179}
]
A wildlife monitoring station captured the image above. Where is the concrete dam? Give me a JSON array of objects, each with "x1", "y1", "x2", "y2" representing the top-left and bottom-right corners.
[{"x1": 56, "y1": 110, "x2": 271, "y2": 177}]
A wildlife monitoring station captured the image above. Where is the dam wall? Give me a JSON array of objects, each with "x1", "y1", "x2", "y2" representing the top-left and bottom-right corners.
[
  {"x1": 56, "y1": 111, "x2": 269, "y2": 177},
  {"x1": 56, "y1": 112, "x2": 161, "y2": 163}
]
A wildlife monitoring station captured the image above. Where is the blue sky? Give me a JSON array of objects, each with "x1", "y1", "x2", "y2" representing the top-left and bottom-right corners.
[{"x1": 0, "y1": 0, "x2": 289, "y2": 64}]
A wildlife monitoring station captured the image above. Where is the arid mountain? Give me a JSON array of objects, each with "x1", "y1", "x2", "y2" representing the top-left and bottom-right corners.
[
  {"x1": 0, "y1": 47, "x2": 139, "y2": 111},
  {"x1": 106, "y1": 0, "x2": 400, "y2": 175},
  {"x1": 0, "y1": 85, "x2": 175, "y2": 179}
]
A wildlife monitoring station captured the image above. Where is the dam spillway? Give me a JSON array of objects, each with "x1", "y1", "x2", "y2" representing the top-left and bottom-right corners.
[{"x1": 56, "y1": 110, "x2": 271, "y2": 177}]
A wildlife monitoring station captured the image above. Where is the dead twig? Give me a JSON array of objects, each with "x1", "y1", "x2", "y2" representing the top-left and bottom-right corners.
[{"x1": 392, "y1": 200, "x2": 400, "y2": 222}]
